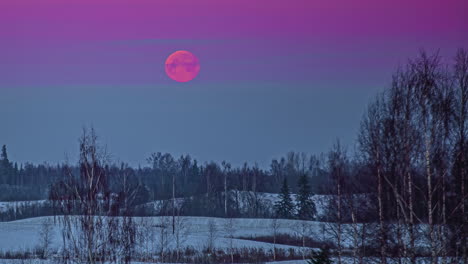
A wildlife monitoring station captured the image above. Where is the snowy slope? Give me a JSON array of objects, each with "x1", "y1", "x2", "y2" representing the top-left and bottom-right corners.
[
  {"x1": 0, "y1": 215, "x2": 437, "y2": 264},
  {"x1": 0, "y1": 215, "x2": 391, "y2": 253},
  {"x1": 0, "y1": 216, "x2": 317, "y2": 252},
  {"x1": 139, "y1": 191, "x2": 331, "y2": 217}
]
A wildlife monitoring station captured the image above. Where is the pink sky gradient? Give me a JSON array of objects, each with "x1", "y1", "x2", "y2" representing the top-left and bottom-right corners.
[
  {"x1": 0, "y1": 0, "x2": 467, "y2": 87},
  {"x1": 1, "y1": 0, "x2": 466, "y2": 40}
]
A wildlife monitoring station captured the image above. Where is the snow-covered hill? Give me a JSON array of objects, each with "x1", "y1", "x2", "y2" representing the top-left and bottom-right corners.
[
  {"x1": 139, "y1": 191, "x2": 331, "y2": 217},
  {"x1": 0, "y1": 215, "x2": 438, "y2": 264},
  {"x1": 0, "y1": 216, "x2": 319, "y2": 252}
]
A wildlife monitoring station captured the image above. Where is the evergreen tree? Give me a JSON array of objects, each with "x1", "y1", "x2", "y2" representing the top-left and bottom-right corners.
[
  {"x1": 1, "y1": 145, "x2": 10, "y2": 167},
  {"x1": 275, "y1": 178, "x2": 294, "y2": 218},
  {"x1": 0, "y1": 145, "x2": 12, "y2": 184},
  {"x1": 296, "y1": 174, "x2": 316, "y2": 220},
  {"x1": 307, "y1": 247, "x2": 332, "y2": 264}
]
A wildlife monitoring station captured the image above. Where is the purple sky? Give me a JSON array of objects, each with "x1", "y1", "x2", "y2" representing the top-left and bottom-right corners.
[{"x1": 0, "y1": 0, "x2": 467, "y2": 167}]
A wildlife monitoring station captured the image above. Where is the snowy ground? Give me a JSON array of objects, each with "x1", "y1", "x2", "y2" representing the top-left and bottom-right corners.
[
  {"x1": 0, "y1": 216, "x2": 452, "y2": 264},
  {"x1": 0, "y1": 216, "x2": 326, "y2": 263},
  {"x1": 0, "y1": 216, "x2": 327, "y2": 252}
]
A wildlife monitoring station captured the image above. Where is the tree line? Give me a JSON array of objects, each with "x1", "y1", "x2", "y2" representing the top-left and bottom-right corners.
[{"x1": 0, "y1": 143, "x2": 330, "y2": 218}]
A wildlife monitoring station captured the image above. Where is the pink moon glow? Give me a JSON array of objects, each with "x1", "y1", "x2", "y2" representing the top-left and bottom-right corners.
[{"x1": 165, "y1": 50, "x2": 200, "y2": 82}]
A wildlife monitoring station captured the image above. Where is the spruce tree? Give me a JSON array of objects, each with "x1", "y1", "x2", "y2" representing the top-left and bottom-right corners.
[
  {"x1": 1, "y1": 145, "x2": 9, "y2": 166},
  {"x1": 0, "y1": 145, "x2": 11, "y2": 183},
  {"x1": 296, "y1": 173, "x2": 317, "y2": 220},
  {"x1": 275, "y1": 178, "x2": 294, "y2": 218}
]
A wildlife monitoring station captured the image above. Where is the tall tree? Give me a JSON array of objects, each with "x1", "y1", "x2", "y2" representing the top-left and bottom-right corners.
[
  {"x1": 50, "y1": 128, "x2": 139, "y2": 264},
  {"x1": 0, "y1": 145, "x2": 12, "y2": 183},
  {"x1": 296, "y1": 174, "x2": 316, "y2": 220},
  {"x1": 275, "y1": 178, "x2": 294, "y2": 219},
  {"x1": 326, "y1": 140, "x2": 348, "y2": 264},
  {"x1": 1, "y1": 145, "x2": 9, "y2": 165},
  {"x1": 358, "y1": 96, "x2": 387, "y2": 264},
  {"x1": 222, "y1": 161, "x2": 231, "y2": 217},
  {"x1": 453, "y1": 48, "x2": 468, "y2": 263}
]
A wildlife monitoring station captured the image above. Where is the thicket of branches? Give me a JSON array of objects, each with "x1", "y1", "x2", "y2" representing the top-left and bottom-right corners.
[
  {"x1": 49, "y1": 128, "x2": 138, "y2": 264},
  {"x1": 338, "y1": 49, "x2": 467, "y2": 264}
]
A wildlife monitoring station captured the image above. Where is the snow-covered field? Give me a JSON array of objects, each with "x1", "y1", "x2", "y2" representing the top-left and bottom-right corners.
[
  {"x1": 0, "y1": 194, "x2": 438, "y2": 264},
  {"x1": 0, "y1": 216, "x2": 452, "y2": 264},
  {"x1": 0, "y1": 216, "x2": 326, "y2": 252},
  {"x1": 0, "y1": 216, "x2": 328, "y2": 263}
]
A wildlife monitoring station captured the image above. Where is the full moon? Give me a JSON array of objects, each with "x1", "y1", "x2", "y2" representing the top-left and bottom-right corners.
[{"x1": 165, "y1": 50, "x2": 200, "y2": 82}]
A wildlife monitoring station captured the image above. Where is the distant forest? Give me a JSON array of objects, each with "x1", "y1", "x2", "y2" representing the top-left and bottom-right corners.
[
  {"x1": 0, "y1": 143, "x2": 334, "y2": 200},
  {"x1": 0, "y1": 142, "x2": 336, "y2": 216}
]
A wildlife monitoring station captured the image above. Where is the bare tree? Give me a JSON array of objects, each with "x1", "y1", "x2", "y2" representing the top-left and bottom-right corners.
[
  {"x1": 453, "y1": 48, "x2": 468, "y2": 264},
  {"x1": 116, "y1": 165, "x2": 139, "y2": 263},
  {"x1": 52, "y1": 127, "x2": 112, "y2": 264},
  {"x1": 51, "y1": 127, "x2": 137, "y2": 264},
  {"x1": 206, "y1": 219, "x2": 218, "y2": 253},
  {"x1": 242, "y1": 163, "x2": 248, "y2": 192},
  {"x1": 293, "y1": 220, "x2": 314, "y2": 260},
  {"x1": 358, "y1": 95, "x2": 389, "y2": 264},
  {"x1": 270, "y1": 217, "x2": 280, "y2": 261},
  {"x1": 156, "y1": 215, "x2": 170, "y2": 262},
  {"x1": 251, "y1": 164, "x2": 261, "y2": 217},
  {"x1": 38, "y1": 217, "x2": 54, "y2": 259},
  {"x1": 326, "y1": 140, "x2": 347, "y2": 264},
  {"x1": 342, "y1": 180, "x2": 372, "y2": 264},
  {"x1": 173, "y1": 211, "x2": 188, "y2": 262},
  {"x1": 411, "y1": 51, "x2": 442, "y2": 264},
  {"x1": 172, "y1": 166, "x2": 176, "y2": 235},
  {"x1": 222, "y1": 161, "x2": 231, "y2": 217},
  {"x1": 224, "y1": 217, "x2": 236, "y2": 263},
  {"x1": 137, "y1": 217, "x2": 156, "y2": 262}
]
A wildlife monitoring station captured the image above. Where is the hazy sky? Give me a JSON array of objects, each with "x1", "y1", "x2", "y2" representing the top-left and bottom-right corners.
[{"x1": 1, "y1": 0, "x2": 467, "y2": 167}]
